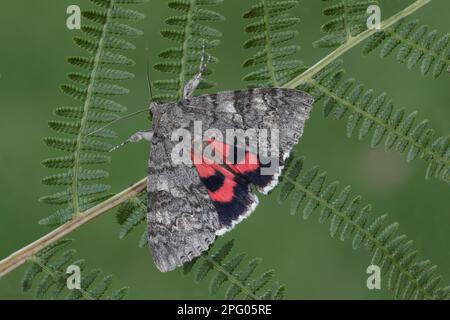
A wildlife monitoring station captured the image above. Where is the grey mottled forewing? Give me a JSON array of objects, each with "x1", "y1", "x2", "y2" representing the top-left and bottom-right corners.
[
  {"x1": 147, "y1": 135, "x2": 221, "y2": 272},
  {"x1": 188, "y1": 88, "x2": 313, "y2": 193}
]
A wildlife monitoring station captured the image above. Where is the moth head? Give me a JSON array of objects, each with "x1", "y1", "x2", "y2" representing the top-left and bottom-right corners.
[{"x1": 149, "y1": 101, "x2": 158, "y2": 113}]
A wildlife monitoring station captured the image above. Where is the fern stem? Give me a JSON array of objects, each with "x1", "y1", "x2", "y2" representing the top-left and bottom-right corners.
[
  {"x1": 200, "y1": 253, "x2": 260, "y2": 300},
  {"x1": 283, "y1": 0, "x2": 432, "y2": 89},
  {"x1": 284, "y1": 175, "x2": 436, "y2": 299},
  {"x1": 309, "y1": 79, "x2": 450, "y2": 169},
  {"x1": 0, "y1": 178, "x2": 146, "y2": 278},
  {"x1": 72, "y1": 0, "x2": 116, "y2": 215}
]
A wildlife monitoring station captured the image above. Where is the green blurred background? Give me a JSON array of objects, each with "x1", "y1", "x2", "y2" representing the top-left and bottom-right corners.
[{"x1": 0, "y1": 0, "x2": 449, "y2": 299}]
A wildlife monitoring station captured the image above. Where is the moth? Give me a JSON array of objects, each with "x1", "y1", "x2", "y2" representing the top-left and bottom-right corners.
[{"x1": 125, "y1": 53, "x2": 314, "y2": 272}]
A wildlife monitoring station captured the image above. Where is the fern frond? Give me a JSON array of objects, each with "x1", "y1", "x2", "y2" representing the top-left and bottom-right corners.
[
  {"x1": 40, "y1": 0, "x2": 146, "y2": 226},
  {"x1": 153, "y1": 0, "x2": 224, "y2": 101},
  {"x1": 363, "y1": 19, "x2": 450, "y2": 78},
  {"x1": 183, "y1": 240, "x2": 285, "y2": 300},
  {"x1": 297, "y1": 60, "x2": 450, "y2": 183},
  {"x1": 242, "y1": 0, "x2": 304, "y2": 87},
  {"x1": 22, "y1": 239, "x2": 128, "y2": 300},
  {"x1": 278, "y1": 155, "x2": 450, "y2": 300},
  {"x1": 314, "y1": 0, "x2": 378, "y2": 48},
  {"x1": 116, "y1": 190, "x2": 147, "y2": 247}
]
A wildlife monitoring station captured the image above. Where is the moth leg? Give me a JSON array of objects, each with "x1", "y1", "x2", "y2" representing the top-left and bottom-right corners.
[
  {"x1": 183, "y1": 43, "x2": 211, "y2": 100},
  {"x1": 109, "y1": 130, "x2": 154, "y2": 152}
]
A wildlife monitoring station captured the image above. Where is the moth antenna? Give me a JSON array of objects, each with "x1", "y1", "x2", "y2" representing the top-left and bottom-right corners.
[{"x1": 85, "y1": 108, "x2": 148, "y2": 138}]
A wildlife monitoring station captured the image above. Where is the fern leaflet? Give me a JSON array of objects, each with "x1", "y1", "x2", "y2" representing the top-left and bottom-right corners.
[
  {"x1": 153, "y1": 0, "x2": 224, "y2": 102},
  {"x1": 297, "y1": 60, "x2": 450, "y2": 183},
  {"x1": 40, "y1": 0, "x2": 146, "y2": 226},
  {"x1": 242, "y1": 0, "x2": 304, "y2": 87},
  {"x1": 22, "y1": 239, "x2": 128, "y2": 300},
  {"x1": 363, "y1": 19, "x2": 450, "y2": 78},
  {"x1": 314, "y1": 0, "x2": 378, "y2": 48},
  {"x1": 278, "y1": 155, "x2": 450, "y2": 300},
  {"x1": 185, "y1": 240, "x2": 285, "y2": 299}
]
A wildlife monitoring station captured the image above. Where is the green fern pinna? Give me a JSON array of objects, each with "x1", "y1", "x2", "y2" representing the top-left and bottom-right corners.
[{"x1": 0, "y1": 0, "x2": 447, "y2": 300}]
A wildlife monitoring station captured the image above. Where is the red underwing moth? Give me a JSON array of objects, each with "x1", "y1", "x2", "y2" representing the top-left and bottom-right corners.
[{"x1": 126, "y1": 54, "x2": 314, "y2": 272}]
